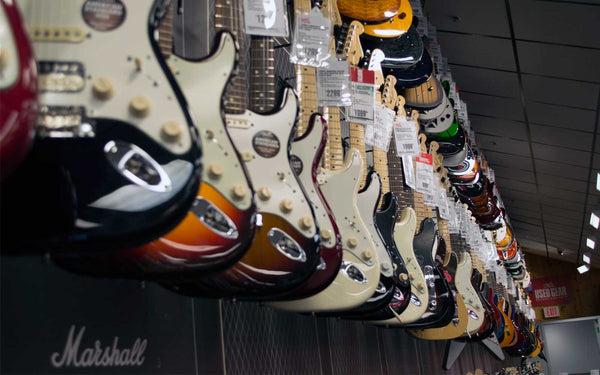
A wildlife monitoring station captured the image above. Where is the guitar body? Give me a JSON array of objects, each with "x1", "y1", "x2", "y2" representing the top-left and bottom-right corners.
[
  {"x1": 403, "y1": 76, "x2": 443, "y2": 109},
  {"x1": 497, "y1": 297, "x2": 517, "y2": 348},
  {"x1": 410, "y1": 292, "x2": 468, "y2": 340},
  {"x1": 360, "y1": 26, "x2": 423, "y2": 70},
  {"x1": 272, "y1": 150, "x2": 380, "y2": 312},
  {"x1": 455, "y1": 253, "x2": 485, "y2": 335},
  {"x1": 9, "y1": 0, "x2": 201, "y2": 251},
  {"x1": 273, "y1": 114, "x2": 343, "y2": 299},
  {"x1": 0, "y1": 0, "x2": 37, "y2": 179},
  {"x1": 172, "y1": 89, "x2": 320, "y2": 298},
  {"x1": 383, "y1": 49, "x2": 433, "y2": 91},
  {"x1": 338, "y1": 0, "x2": 403, "y2": 23},
  {"x1": 362, "y1": 0, "x2": 413, "y2": 38}
]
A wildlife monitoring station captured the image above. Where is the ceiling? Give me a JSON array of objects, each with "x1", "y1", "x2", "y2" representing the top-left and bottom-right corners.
[{"x1": 424, "y1": 0, "x2": 600, "y2": 268}]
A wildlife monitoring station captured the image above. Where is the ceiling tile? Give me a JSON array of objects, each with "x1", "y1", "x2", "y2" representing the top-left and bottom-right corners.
[
  {"x1": 512, "y1": 221, "x2": 544, "y2": 234},
  {"x1": 478, "y1": 135, "x2": 531, "y2": 157},
  {"x1": 451, "y1": 65, "x2": 520, "y2": 98},
  {"x1": 509, "y1": 209, "x2": 542, "y2": 221},
  {"x1": 517, "y1": 41, "x2": 600, "y2": 82},
  {"x1": 501, "y1": 197, "x2": 541, "y2": 213},
  {"x1": 532, "y1": 143, "x2": 591, "y2": 166},
  {"x1": 537, "y1": 173, "x2": 588, "y2": 192},
  {"x1": 495, "y1": 176, "x2": 537, "y2": 193},
  {"x1": 469, "y1": 115, "x2": 528, "y2": 139},
  {"x1": 492, "y1": 165, "x2": 535, "y2": 183},
  {"x1": 539, "y1": 186, "x2": 586, "y2": 204},
  {"x1": 542, "y1": 214, "x2": 582, "y2": 230},
  {"x1": 527, "y1": 102, "x2": 597, "y2": 132},
  {"x1": 541, "y1": 205, "x2": 584, "y2": 220},
  {"x1": 501, "y1": 187, "x2": 540, "y2": 202},
  {"x1": 535, "y1": 160, "x2": 589, "y2": 181},
  {"x1": 530, "y1": 124, "x2": 593, "y2": 151},
  {"x1": 483, "y1": 150, "x2": 534, "y2": 171},
  {"x1": 509, "y1": 0, "x2": 600, "y2": 49},
  {"x1": 441, "y1": 33, "x2": 516, "y2": 71},
  {"x1": 521, "y1": 74, "x2": 599, "y2": 110},
  {"x1": 460, "y1": 92, "x2": 524, "y2": 121},
  {"x1": 425, "y1": 0, "x2": 511, "y2": 37}
]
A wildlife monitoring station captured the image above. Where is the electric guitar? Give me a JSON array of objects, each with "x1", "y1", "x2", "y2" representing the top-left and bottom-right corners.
[
  {"x1": 403, "y1": 75, "x2": 444, "y2": 109},
  {"x1": 272, "y1": 21, "x2": 381, "y2": 312},
  {"x1": 168, "y1": 0, "x2": 321, "y2": 298},
  {"x1": 361, "y1": 0, "x2": 413, "y2": 39},
  {"x1": 0, "y1": 0, "x2": 37, "y2": 179},
  {"x1": 455, "y1": 251, "x2": 485, "y2": 335},
  {"x1": 12, "y1": 0, "x2": 201, "y2": 251},
  {"x1": 337, "y1": 0, "x2": 403, "y2": 23}
]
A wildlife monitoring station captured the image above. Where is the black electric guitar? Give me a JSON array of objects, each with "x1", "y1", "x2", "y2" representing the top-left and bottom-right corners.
[{"x1": 4, "y1": 0, "x2": 201, "y2": 252}]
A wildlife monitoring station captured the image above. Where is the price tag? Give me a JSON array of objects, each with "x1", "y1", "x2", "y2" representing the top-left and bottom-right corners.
[
  {"x1": 366, "y1": 105, "x2": 395, "y2": 150},
  {"x1": 348, "y1": 67, "x2": 376, "y2": 125},
  {"x1": 317, "y1": 58, "x2": 351, "y2": 106},
  {"x1": 401, "y1": 156, "x2": 416, "y2": 190},
  {"x1": 458, "y1": 101, "x2": 469, "y2": 121},
  {"x1": 289, "y1": 7, "x2": 331, "y2": 67},
  {"x1": 393, "y1": 117, "x2": 419, "y2": 156},
  {"x1": 438, "y1": 188, "x2": 450, "y2": 220},
  {"x1": 243, "y1": 0, "x2": 289, "y2": 37},
  {"x1": 415, "y1": 153, "x2": 433, "y2": 194}
]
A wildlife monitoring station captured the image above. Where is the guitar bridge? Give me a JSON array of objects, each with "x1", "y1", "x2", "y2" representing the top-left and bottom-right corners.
[{"x1": 37, "y1": 106, "x2": 95, "y2": 138}]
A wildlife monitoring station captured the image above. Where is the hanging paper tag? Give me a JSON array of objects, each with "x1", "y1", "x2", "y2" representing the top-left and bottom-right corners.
[
  {"x1": 348, "y1": 67, "x2": 376, "y2": 125},
  {"x1": 401, "y1": 155, "x2": 416, "y2": 190},
  {"x1": 290, "y1": 7, "x2": 331, "y2": 67},
  {"x1": 438, "y1": 188, "x2": 450, "y2": 220},
  {"x1": 243, "y1": 0, "x2": 289, "y2": 37},
  {"x1": 415, "y1": 153, "x2": 433, "y2": 195},
  {"x1": 317, "y1": 58, "x2": 351, "y2": 106},
  {"x1": 393, "y1": 117, "x2": 420, "y2": 156},
  {"x1": 366, "y1": 105, "x2": 395, "y2": 150}
]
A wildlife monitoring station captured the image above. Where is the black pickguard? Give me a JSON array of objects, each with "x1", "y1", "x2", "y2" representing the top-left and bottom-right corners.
[{"x1": 383, "y1": 48, "x2": 433, "y2": 92}]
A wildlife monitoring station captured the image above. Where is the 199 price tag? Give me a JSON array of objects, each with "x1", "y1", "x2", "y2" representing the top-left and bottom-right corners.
[
  {"x1": 415, "y1": 153, "x2": 433, "y2": 194},
  {"x1": 348, "y1": 67, "x2": 376, "y2": 125}
]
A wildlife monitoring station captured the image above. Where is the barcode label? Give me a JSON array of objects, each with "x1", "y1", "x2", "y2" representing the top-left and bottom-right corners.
[
  {"x1": 415, "y1": 152, "x2": 433, "y2": 195},
  {"x1": 394, "y1": 117, "x2": 419, "y2": 156},
  {"x1": 348, "y1": 67, "x2": 375, "y2": 125},
  {"x1": 317, "y1": 58, "x2": 351, "y2": 107}
]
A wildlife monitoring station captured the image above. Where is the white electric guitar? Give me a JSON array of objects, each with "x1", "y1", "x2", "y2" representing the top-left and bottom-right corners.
[{"x1": 455, "y1": 241, "x2": 486, "y2": 335}]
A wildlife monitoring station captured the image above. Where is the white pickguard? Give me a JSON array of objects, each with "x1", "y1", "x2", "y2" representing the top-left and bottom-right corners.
[
  {"x1": 0, "y1": 4, "x2": 18, "y2": 89},
  {"x1": 167, "y1": 33, "x2": 251, "y2": 210},
  {"x1": 455, "y1": 252, "x2": 485, "y2": 334},
  {"x1": 287, "y1": 116, "x2": 336, "y2": 248},
  {"x1": 21, "y1": 0, "x2": 192, "y2": 154},
  {"x1": 271, "y1": 149, "x2": 380, "y2": 312},
  {"x1": 375, "y1": 207, "x2": 429, "y2": 325},
  {"x1": 226, "y1": 89, "x2": 316, "y2": 238},
  {"x1": 356, "y1": 174, "x2": 393, "y2": 278}
]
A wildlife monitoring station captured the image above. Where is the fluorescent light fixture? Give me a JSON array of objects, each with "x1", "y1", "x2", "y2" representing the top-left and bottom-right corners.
[
  {"x1": 586, "y1": 237, "x2": 596, "y2": 250},
  {"x1": 597, "y1": 172, "x2": 600, "y2": 191},
  {"x1": 577, "y1": 264, "x2": 590, "y2": 274},
  {"x1": 583, "y1": 253, "x2": 591, "y2": 264},
  {"x1": 591, "y1": 212, "x2": 600, "y2": 229}
]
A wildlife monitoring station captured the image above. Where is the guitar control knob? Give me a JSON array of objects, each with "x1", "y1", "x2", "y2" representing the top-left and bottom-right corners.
[
  {"x1": 241, "y1": 151, "x2": 253, "y2": 162},
  {"x1": 161, "y1": 121, "x2": 182, "y2": 142},
  {"x1": 280, "y1": 199, "x2": 293, "y2": 213},
  {"x1": 231, "y1": 184, "x2": 247, "y2": 201},
  {"x1": 399, "y1": 273, "x2": 409, "y2": 282},
  {"x1": 381, "y1": 263, "x2": 390, "y2": 272},
  {"x1": 299, "y1": 216, "x2": 313, "y2": 230},
  {"x1": 258, "y1": 186, "x2": 272, "y2": 200},
  {"x1": 361, "y1": 250, "x2": 373, "y2": 262},
  {"x1": 92, "y1": 77, "x2": 114, "y2": 100},
  {"x1": 129, "y1": 96, "x2": 151, "y2": 118},
  {"x1": 347, "y1": 238, "x2": 358, "y2": 248},
  {"x1": 205, "y1": 129, "x2": 215, "y2": 140},
  {"x1": 320, "y1": 229, "x2": 333, "y2": 241},
  {"x1": 417, "y1": 283, "x2": 425, "y2": 292},
  {"x1": 208, "y1": 163, "x2": 224, "y2": 179}
]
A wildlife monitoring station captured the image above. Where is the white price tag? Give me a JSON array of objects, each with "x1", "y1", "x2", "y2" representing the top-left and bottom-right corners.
[
  {"x1": 393, "y1": 117, "x2": 419, "y2": 155},
  {"x1": 423, "y1": 190, "x2": 435, "y2": 207},
  {"x1": 438, "y1": 188, "x2": 450, "y2": 220},
  {"x1": 290, "y1": 7, "x2": 331, "y2": 67},
  {"x1": 348, "y1": 67, "x2": 376, "y2": 125},
  {"x1": 317, "y1": 58, "x2": 351, "y2": 106},
  {"x1": 415, "y1": 153, "x2": 434, "y2": 194},
  {"x1": 366, "y1": 105, "x2": 395, "y2": 151},
  {"x1": 243, "y1": 0, "x2": 289, "y2": 37},
  {"x1": 401, "y1": 155, "x2": 416, "y2": 190}
]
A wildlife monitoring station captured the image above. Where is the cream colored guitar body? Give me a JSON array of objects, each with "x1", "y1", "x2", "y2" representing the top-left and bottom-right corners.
[
  {"x1": 374, "y1": 208, "x2": 429, "y2": 325},
  {"x1": 456, "y1": 252, "x2": 485, "y2": 335},
  {"x1": 272, "y1": 149, "x2": 380, "y2": 312},
  {"x1": 167, "y1": 33, "x2": 252, "y2": 211},
  {"x1": 409, "y1": 292, "x2": 469, "y2": 340}
]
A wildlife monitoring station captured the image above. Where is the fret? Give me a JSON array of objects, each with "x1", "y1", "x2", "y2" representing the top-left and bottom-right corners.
[
  {"x1": 296, "y1": 64, "x2": 317, "y2": 137},
  {"x1": 248, "y1": 36, "x2": 277, "y2": 113},
  {"x1": 323, "y1": 107, "x2": 345, "y2": 170},
  {"x1": 157, "y1": 3, "x2": 174, "y2": 58}
]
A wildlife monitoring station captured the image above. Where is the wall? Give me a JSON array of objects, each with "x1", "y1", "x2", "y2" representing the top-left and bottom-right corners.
[{"x1": 523, "y1": 252, "x2": 600, "y2": 321}]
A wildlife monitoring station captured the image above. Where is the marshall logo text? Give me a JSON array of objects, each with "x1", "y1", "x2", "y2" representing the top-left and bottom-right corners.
[{"x1": 50, "y1": 325, "x2": 147, "y2": 368}]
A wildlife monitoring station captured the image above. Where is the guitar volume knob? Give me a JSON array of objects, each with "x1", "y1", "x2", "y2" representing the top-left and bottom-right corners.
[
  {"x1": 129, "y1": 96, "x2": 151, "y2": 118},
  {"x1": 231, "y1": 184, "x2": 247, "y2": 201},
  {"x1": 258, "y1": 186, "x2": 272, "y2": 200},
  {"x1": 320, "y1": 229, "x2": 333, "y2": 241},
  {"x1": 208, "y1": 163, "x2": 224, "y2": 179},
  {"x1": 161, "y1": 121, "x2": 182, "y2": 142},
  {"x1": 347, "y1": 238, "x2": 358, "y2": 248},
  {"x1": 92, "y1": 77, "x2": 114, "y2": 100},
  {"x1": 280, "y1": 199, "x2": 293, "y2": 213}
]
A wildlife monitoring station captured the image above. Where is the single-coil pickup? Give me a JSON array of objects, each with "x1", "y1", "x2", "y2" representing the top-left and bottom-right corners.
[{"x1": 29, "y1": 26, "x2": 86, "y2": 43}]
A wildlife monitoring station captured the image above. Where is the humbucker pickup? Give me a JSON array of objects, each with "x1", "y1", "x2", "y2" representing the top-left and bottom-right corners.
[
  {"x1": 37, "y1": 105, "x2": 95, "y2": 138},
  {"x1": 38, "y1": 61, "x2": 85, "y2": 92}
]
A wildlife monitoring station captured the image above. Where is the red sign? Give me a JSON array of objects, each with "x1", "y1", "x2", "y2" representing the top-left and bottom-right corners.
[
  {"x1": 530, "y1": 276, "x2": 572, "y2": 306},
  {"x1": 542, "y1": 306, "x2": 561, "y2": 318}
]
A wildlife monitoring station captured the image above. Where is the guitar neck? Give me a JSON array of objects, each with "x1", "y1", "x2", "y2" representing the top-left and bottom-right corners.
[
  {"x1": 387, "y1": 141, "x2": 413, "y2": 221},
  {"x1": 296, "y1": 64, "x2": 318, "y2": 137},
  {"x1": 373, "y1": 148, "x2": 390, "y2": 198},
  {"x1": 323, "y1": 107, "x2": 345, "y2": 170},
  {"x1": 248, "y1": 36, "x2": 277, "y2": 113},
  {"x1": 348, "y1": 122, "x2": 368, "y2": 189},
  {"x1": 215, "y1": 0, "x2": 248, "y2": 114}
]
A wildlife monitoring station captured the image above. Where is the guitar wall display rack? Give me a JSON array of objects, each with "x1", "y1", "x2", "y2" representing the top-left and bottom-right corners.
[{"x1": 0, "y1": 0, "x2": 543, "y2": 371}]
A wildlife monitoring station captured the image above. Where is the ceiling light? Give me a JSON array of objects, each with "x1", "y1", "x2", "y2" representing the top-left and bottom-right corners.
[
  {"x1": 591, "y1": 212, "x2": 600, "y2": 229},
  {"x1": 557, "y1": 248, "x2": 565, "y2": 256},
  {"x1": 577, "y1": 264, "x2": 590, "y2": 274},
  {"x1": 586, "y1": 237, "x2": 596, "y2": 250},
  {"x1": 583, "y1": 253, "x2": 591, "y2": 264},
  {"x1": 597, "y1": 172, "x2": 600, "y2": 191}
]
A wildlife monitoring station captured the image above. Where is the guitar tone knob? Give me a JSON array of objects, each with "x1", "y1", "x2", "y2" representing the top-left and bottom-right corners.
[
  {"x1": 231, "y1": 184, "x2": 247, "y2": 201},
  {"x1": 320, "y1": 229, "x2": 333, "y2": 241},
  {"x1": 208, "y1": 163, "x2": 224, "y2": 179},
  {"x1": 241, "y1": 151, "x2": 253, "y2": 162},
  {"x1": 299, "y1": 216, "x2": 313, "y2": 230},
  {"x1": 129, "y1": 96, "x2": 151, "y2": 118},
  {"x1": 280, "y1": 199, "x2": 294, "y2": 213},
  {"x1": 399, "y1": 273, "x2": 409, "y2": 282},
  {"x1": 161, "y1": 121, "x2": 182, "y2": 142},
  {"x1": 258, "y1": 186, "x2": 272, "y2": 201},
  {"x1": 347, "y1": 238, "x2": 358, "y2": 248},
  {"x1": 92, "y1": 77, "x2": 114, "y2": 100},
  {"x1": 381, "y1": 263, "x2": 390, "y2": 272},
  {"x1": 361, "y1": 250, "x2": 373, "y2": 261}
]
